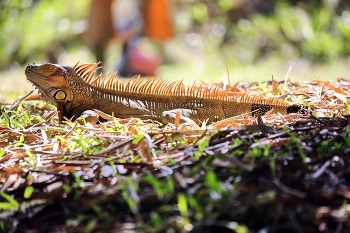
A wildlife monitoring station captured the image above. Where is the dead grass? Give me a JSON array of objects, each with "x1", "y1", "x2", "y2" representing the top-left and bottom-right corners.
[{"x1": 1, "y1": 77, "x2": 350, "y2": 232}]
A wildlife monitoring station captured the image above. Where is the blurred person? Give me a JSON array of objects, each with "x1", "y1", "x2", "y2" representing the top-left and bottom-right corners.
[
  {"x1": 86, "y1": 0, "x2": 174, "y2": 77},
  {"x1": 142, "y1": 0, "x2": 174, "y2": 40}
]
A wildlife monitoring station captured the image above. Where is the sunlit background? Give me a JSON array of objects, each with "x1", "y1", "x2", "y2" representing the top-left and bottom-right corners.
[{"x1": 0, "y1": 0, "x2": 350, "y2": 102}]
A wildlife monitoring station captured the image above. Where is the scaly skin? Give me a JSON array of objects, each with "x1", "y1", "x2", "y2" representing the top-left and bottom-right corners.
[{"x1": 25, "y1": 63, "x2": 303, "y2": 124}]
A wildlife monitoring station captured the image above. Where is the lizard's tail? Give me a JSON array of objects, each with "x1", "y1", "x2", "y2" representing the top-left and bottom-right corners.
[
  {"x1": 249, "y1": 103, "x2": 308, "y2": 117},
  {"x1": 286, "y1": 104, "x2": 309, "y2": 115}
]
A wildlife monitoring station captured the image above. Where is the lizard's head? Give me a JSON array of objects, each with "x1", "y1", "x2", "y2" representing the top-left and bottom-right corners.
[{"x1": 25, "y1": 63, "x2": 73, "y2": 104}]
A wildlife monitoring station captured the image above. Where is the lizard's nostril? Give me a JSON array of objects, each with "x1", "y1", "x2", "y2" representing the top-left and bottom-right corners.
[{"x1": 25, "y1": 64, "x2": 35, "y2": 71}]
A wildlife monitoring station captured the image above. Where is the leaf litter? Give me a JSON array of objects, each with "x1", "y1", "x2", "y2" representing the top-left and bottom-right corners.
[{"x1": 0, "y1": 78, "x2": 350, "y2": 232}]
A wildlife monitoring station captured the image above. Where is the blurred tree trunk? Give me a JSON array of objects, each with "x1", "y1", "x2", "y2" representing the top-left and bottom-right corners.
[{"x1": 86, "y1": 0, "x2": 114, "y2": 64}]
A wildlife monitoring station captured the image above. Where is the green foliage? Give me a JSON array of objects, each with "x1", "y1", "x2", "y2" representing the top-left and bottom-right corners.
[
  {"x1": 132, "y1": 135, "x2": 145, "y2": 144},
  {"x1": 23, "y1": 185, "x2": 34, "y2": 199},
  {"x1": 143, "y1": 173, "x2": 174, "y2": 196},
  {"x1": 0, "y1": 192, "x2": 19, "y2": 210},
  {"x1": 24, "y1": 149, "x2": 37, "y2": 167},
  {"x1": 317, "y1": 125, "x2": 350, "y2": 156},
  {"x1": 283, "y1": 127, "x2": 307, "y2": 163},
  {"x1": 0, "y1": 0, "x2": 89, "y2": 68},
  {"x1": 197, "y1": 136, "x2": 209, "y2": 152},
  {"x1": 0, "y1": 102, "x2": 46, "y2": 129},
  {"x1": 0, "y1": 0, "x2": 348, "y2": 70},
  {"x1": 192, "y1": 2, "x2": 208, "y2": 23},
  {"x1": 178, "y1": 0, "x2": 350, "y2": 64},
  {"x1": 205, "y1": 170, "x2": 221, "y2": 192},
  {"x1": 177, "y1": 193, "x2": 189, "y2": 218},
  {"x1": 120, "y1": 177, "x2": 141, "y2": 219},
  {"x1": 0, "y1": 220, "x2": 13, "y2": 232}
]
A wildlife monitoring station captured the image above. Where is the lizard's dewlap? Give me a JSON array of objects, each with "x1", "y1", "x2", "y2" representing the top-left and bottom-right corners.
[{"x1": 25, "y1": 62, "x2": 305, "y2": 123}]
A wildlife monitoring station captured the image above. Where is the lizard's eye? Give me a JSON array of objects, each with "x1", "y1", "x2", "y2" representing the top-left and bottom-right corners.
[
  {"x1": 42, "y1": 64, "x2": 56, "y2": 74},
  {"x1": 50, "y1": 89, "x2": 66, "y2": 100}
]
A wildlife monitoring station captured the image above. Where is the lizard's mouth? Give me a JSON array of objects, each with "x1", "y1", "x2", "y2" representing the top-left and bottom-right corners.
[
  {"x1": 24, "y1": 64, "x2": 51, "y2": 99},
  {"x1": 24, "y1": 64, "x2": 48, "y2": 84},
  {"x1": 25, "y1": 77, "x2": 40, "y2": 94},
  {"x1": 24, "y1": 64, "x2": 41, "y2": 77},
  {"x1": 24, "y1": 76, "x2": 51, "y2": 103}
]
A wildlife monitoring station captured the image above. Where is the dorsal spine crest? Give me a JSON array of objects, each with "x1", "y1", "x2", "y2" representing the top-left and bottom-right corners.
[{"x1": 73, "y1": 62, "x2": 289, "y2": 107}]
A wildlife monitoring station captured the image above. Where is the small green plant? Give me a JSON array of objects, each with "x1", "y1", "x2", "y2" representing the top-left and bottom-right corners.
[
  {"x1": 23, "y1": 186, "x2": 34, "y2": 199},
  {"x1": 132, "y1": 135, "x2": 145, "y2": 144},
  {"x1": 283, "y1": 127, "x2": 307, "y2": 163},
  {"x1": 143, "y1": 174, "x2": 174, "y2": 196},
  {"x1": 120, "y1": 177, "x2": 141, "y2": 220},
  {"x1": 177, "y1": 193, "x2": 189, "y2": 218},
  {"x1": 0, "y1": 103, "x2": 46, "y2": 129},
  {"x1": 205, "y1": 170, "x2": 222, "y2": 192},
  {"x1": 0, "y1": 192, "x2": 19, "y2": 210}
]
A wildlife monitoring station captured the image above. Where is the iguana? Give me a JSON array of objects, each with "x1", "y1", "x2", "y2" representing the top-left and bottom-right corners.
[{"x1": 25, "y1": 62, "x2": 304, "y2": 124}]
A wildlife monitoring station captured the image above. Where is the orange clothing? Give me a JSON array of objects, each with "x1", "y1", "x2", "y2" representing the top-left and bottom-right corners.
[{"x1": 143, "y1": 0, "x2": 174, "y2": 40}]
